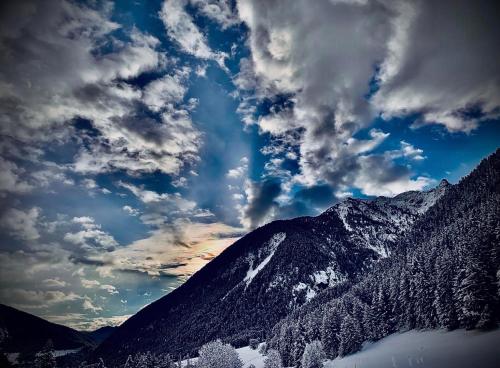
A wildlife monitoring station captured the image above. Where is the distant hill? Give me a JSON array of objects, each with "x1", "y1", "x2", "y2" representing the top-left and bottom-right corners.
[
  {"x1": 0, "y1": 304, "x2": 95, "y2": 355},
  {"x1": 84, "y1": 326, "x2": 116, "y2": 346}
]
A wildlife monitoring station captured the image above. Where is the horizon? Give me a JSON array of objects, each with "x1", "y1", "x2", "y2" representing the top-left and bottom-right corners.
[
  {"x1": 1, "y1": 0, "x2": 500, "y2": 333},
  {"x1": 0, "y1": 156, "x2": 491, "y2": 332}
]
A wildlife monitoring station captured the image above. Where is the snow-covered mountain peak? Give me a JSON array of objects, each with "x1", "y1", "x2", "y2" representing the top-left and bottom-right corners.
[{"x1": 324, "y1": 180, "x2": 451, "y2": 257}]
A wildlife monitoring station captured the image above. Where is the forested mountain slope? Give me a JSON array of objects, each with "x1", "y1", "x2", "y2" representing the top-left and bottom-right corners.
[
  {"x1": 0, "y1": 304, "x2": 95, "y2": 356},
  {"x1": 95, "y1": 166, "x2": 449, "y2": 365},
  {"x1": 266, "y1": 149, "x2": 500, "y2": 366}
]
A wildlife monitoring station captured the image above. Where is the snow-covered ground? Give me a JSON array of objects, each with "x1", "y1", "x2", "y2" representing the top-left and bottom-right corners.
[
  {"x1": 325, "y1": 328, "x2": 500, "y2": 368},
  {"x1": 182, "y1": 329, "x2": 500, "y2": 368},
  {"x1": 181, "y1": 345, "x2": 266, "y2": 367}
]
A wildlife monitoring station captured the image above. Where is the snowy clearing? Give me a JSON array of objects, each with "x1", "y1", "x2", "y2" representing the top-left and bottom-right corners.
[
  {"x1": 325, "y1": 328, "x2": 500, "y2": 368},
  {"x1": 181, "y1": 345, "x2": 266, "y2": 367}
]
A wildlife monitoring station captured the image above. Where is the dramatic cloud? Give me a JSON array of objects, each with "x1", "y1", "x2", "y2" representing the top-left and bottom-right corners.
[
  {"x1": 0, "y1": 0, "x2": 201, "y2": 176},
  {"x1": 102, "y1": 221, "x2": 244, "y2": 278},
  {"x1": 64, "y1": 216, "x2": 118, "y2": 252},
  {"x1": 234, "y1": 0, "x2": 500, "y2": 223},
  {"x1": 0, "y1": 207, "x2": 40, "y2": 241},
  {"x1": 0, "y1": 158, "x2": 34, "y2": 195},
  {"x1": 190, "y1": 0, "x2": 240, "y2": 29},
  {"x1": 239, "y1": 178, "x2": 282, "y2": 229},
  {"x1": 160, "y1": 0, "x2": 228, "y2": 67},
  {"x1": 373, "y1": 0, "x2": 500, "y2": 132},
  {"x1": 0, "y1": 0, "x2": 497, "y2": 330},
  {"x1": 226, "y1": 157, "x2": 249, "y2": 179}
]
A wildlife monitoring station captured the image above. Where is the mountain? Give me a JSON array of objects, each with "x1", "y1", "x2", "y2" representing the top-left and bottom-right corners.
[
  {"x1": 265, "y1": 148, "x2": 500, "y2": 366},
  {"x1": 95, "y1": 170, "x2": 451, "y2": 364},
  {"x1": 0, "y1": 304, "x2": 95, "y2": 355},
  {"x1": 84, "y1": 326, "x2": 117, "y2": 346}
]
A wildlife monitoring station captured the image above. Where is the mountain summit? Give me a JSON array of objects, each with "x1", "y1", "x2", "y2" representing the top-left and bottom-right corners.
[{"x1": 96, "y1": 179, "x2": 451, "y2": 364}]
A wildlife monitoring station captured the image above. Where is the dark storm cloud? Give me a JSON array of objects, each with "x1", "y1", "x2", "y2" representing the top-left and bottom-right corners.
[
  {"x1": 295, "y1": 185, "x2": 337, "y2": 208},
  {"x1": 242, "y1": 178, "x2": 282, "y2": 229}
]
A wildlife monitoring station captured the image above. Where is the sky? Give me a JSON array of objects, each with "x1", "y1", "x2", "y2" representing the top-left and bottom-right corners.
[{"x1": 0, "y1": 0, "x2": 499, "y2": 331}]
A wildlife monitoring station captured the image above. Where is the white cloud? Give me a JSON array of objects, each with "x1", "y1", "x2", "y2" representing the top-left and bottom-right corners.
[
  {"x1": 102, "y1": 221, "x2": 243, "y2": 278},
  {"x1": 235, "y1": 0, "x2": 486, "y2": 213},
  {"x1": 159, "y1": 0, "x2": 227, "y2": 67},
  {"x1": 0, "y1": 289, "x2": 81, "y2": 309},
  {"x1": 83, "y1": 296, "x2": 102, "y2": 313},
  {"x1": 82, "y1": 179, "x2": 97, "y2": 189},
  {"x1": 81, "y1": 279, "x2": 119, "y2": 295},
  {"x1": 142, "y1": 67, "x2": 190, "y2": 112},
  {"x1": 118, "y1": 182, "x2": 195, "y2": 210},
  {"x1": 123, "y1": 205, "x2": 140, "y2": 216},
  {"x1": 373, "y1": 0, "x2": 500, "y2": 132},
  {"x1": 0, "y1": 207, "x2": 40, "y2": 241},
  {"x1": 42, "y1": 278, "x2": 68, "y2": 288},
  {"x1": 0, "y1": 1, "x2": 201, "y2": 177},
  {"x1": 226, "y1": 157, "x2": 249, "y2": 179},
  {"x1": 0, "y1": 158, "x2": 33, "y2": 195},
  {"x1": 189, "y1": 0, "x2": 240, "y2": 29},
  {"x1": 398, "y1": 141, "x2": 425, "y2": 161},
  {"x1": 46, "y1": 313, "x2": 131, "y2": 331},
  {"x1": 64, "y1": 217, "x2": 118, "y2": 251}
]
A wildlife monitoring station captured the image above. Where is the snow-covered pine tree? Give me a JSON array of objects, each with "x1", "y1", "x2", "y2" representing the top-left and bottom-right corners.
[
  {"x1": 290, "y1": 319, "x2": 307, "y2": 365},
  {"x1": 320, "y1": 301, "x2": 342, "y2": 358},
  {"x1": 249, "y1": 339, "x2": 259, "y2": 350},
  {"x1": 301, "y1": 341, "x2": 325, "y2": 368},
  {"x1": 434, "y1": 250, "x2": 458, "y2": 329},
  {"x1": 196, "y1": 340, "x2": 242, "y2": 368},
  {"x1": 264, "y1": 349, "x2": 283, "y2": 368},
  {"x1": 397, "y1": 268, "x2": 415, "y2": 330},
  {"x1": 413, "y1": 254, "x2": 438, "y2": 328},
  {"x1": 338, "y1": 315, "x2": 362, "y2": 357},
  {"x1": 35, "y1": 340, "x2": 56, "y2": 368},
  {"x1": 456, "y1": 247, "x2": 496, "y2": 329}
]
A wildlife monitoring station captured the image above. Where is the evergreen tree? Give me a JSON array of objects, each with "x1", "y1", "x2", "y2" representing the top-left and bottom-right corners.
[
  {"x1": 35, "y1": 340, "x2": 56, "y2": 368},
  {"x1": 397, "y1": 269, "x2": 415, "y2": 330},
  {"x1": 249, "y1": 339, "x2": 259, "y2": 350},
  {"x1": 290, "y1": 320, "x2": 307, "y2": 365},
  {"x1": 434, "y1": 251, "x2": 458, "y2": 329},
  {"x1": 456, "y1": 249, "x2": 496, "y2": 329},
  {"x1": 264, "y1": 350, "x2": 282, "y2": 368},
  {"x1": 301, "y1": 341, "x2": 325, "y2": 368},
  {"x1": 320, "y1": 302, "x2": 341, "y2": 358},
  {"x1": 196, "y1": 340, "x2": 242, "y2": 368},
  {"x1": 338, "y1": 315, "x2": 362, "y2": 357}
]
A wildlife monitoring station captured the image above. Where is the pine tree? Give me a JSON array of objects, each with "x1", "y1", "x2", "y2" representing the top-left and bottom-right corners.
[
  {"x1": 264, "y1": 350, "x2": 282, "y2": 368},
  {"x1": 413, "y1": 254, "x2": 438, "y2": 328},
  {"x1": 301, "y1": 341, "x2": 325, "y2": 368},
  {"x1": 320, "y1": 302, "x2": 341, "y2": 358},
  {"x1": 397, "y1": 269, "x2": 415, "y2": 330},
  {"x1": 290, "y1": 320, "x2": 307, "y2": 365},
  {"x1": 249, "y1": 339, "x2": 259, "y2": 350},
  {"x1": 35, "y1": 340, "x2": 56, "y2": 368},
  {"x1": 197, "y1": 340, "x2": 242, "y2": 368},
  {"x1": 434, "y1": 251, "x2": 458, "y2": 330},
  {"x1": 456, "y1": 248, "x2": 496, "y2": 329},
  {"x1": 338, "y1": 315, "x2": 362, "y2": 357}
]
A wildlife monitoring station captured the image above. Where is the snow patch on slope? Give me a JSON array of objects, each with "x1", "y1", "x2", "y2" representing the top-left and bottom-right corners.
[
  {"x1": 326, "y1": 328, "x2": 500, "y2": 368},
  {"x1": 244, "y1": 232, "x2": 286, "y2": 287},
  {"x1": 293, "y1": 282, "x2": 317, "y2": 302},
  {"x1": 293, "y1": 267, "x2": 346, "y2": 303}
]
